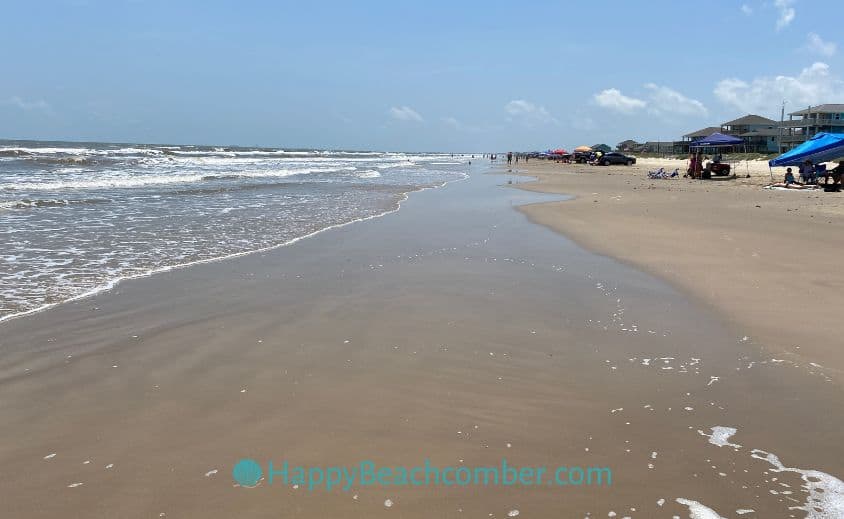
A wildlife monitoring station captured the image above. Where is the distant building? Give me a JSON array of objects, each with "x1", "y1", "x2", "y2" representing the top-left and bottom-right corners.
[
  {"x1": 677, "y1": 115, "x2": 781, "y2": 155},
  {"x1": 638, "y1": 141, "x2": 675, "y2": 154},
  {"x1": 678, "y1": 127, "x2": 721, "y2": 154},
  {"x1": 780, "y1": 104, "x2": 844, "y2": 152},
  {"x1": 591, "y1": 144, "x2": 612, "y2": 153},
  {"x1": 616, "y1": 139, "x2": 639, "y2": 152},
  {"x1": 720, "y1": 114, "x2": 778, "y2": 153},
  {"x1": 683, "y1": 126, "x2": 721, "y2": 142}
]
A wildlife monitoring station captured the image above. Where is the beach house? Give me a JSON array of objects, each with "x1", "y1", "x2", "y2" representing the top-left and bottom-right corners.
[
  {"x1": 678, "y1": 127, "x2": 721, "y2": 154},
  {"x1": 779, "y1": 104, "x2": 844, "y2": 152},
  {"x1": 720, "y1": 115, "x2": 779, "y2": 153}
]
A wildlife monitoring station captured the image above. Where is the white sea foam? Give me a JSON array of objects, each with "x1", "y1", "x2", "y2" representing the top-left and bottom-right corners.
[
  {"x1": 697, "y1": 426, "x2": 741, "y2": 449},
  {"x1": 693, "y1": 426, "x2": 843, "y2": 518},
  {"x1": 750, "y1": 449, "x2": 844, "y2": 518},
  {"x1": 3, "y1": 173, "x2": 209, "y2": 191},
  {"x1": 675, "y1": 498, "x2": 727, "y2": 519}
]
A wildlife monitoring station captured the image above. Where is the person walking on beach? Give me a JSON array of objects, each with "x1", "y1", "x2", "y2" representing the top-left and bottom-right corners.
[{"x1": 507, "y1": 151, "x2": 513, "y2": 165}]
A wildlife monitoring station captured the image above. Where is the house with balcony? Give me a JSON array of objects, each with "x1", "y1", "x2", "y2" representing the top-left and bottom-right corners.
[
  {"x1": 616, "y1": 139, "x2": 639, "y2": 152},
  {"x1": 720, "y1": 114, "x2": 779, "y2": 153},
  {"x1": 780, "y1": 104, "x2": 844, "y2": 152}
]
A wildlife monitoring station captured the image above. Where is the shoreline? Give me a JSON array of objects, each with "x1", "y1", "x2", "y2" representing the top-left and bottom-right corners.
[
  {"x1": 0, "y1": 174, "x2": 468, "y2": 326},
  {"x1": 509, "y1": 160, "x2": 844, "y2": 379}
]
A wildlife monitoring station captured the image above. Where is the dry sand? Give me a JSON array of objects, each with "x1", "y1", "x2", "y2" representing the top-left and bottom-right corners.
[
  {"x1": 514, "y1": 158, "x2": 844, "y2": 377},
  {"x1": 0, "y1": 165, "x2": 841, "y2": 518}
]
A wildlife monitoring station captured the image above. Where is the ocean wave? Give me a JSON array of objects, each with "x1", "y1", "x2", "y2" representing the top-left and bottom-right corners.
[
  {"x1": 0, "y1": 197, "x2": 111, "y2": 210},
  {"x1": 1, "y1": 164, "x2": 371, "y2": 192},
  {"x1": 28, "y1": 156, "x2": 100, "y2": 166},
  {"x1": 0, "y1": 149, "x2": 33, "y2": 157},
  {"x1": 376, "y1": 161, "x2": 416, "y2": 170},
  {"x1": 0, "y1": 171, "x2": 469, "y2": 324},
  {"x1": 1, "y1": 174, "x2": 209, "y2": 191},
  {"x1": 357, "y1": 170, "x2": 381, "y2": 178},
  {"x1": 0, "y1": 146, "x2": 94, "y2": 155}
]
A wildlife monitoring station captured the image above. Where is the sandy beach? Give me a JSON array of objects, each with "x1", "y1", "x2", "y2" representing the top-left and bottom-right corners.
[
  {"x1": 515, "y1": 158, "x2": 844, "y2": 377},
  {"x1": 1, "y1": 163, "x2": 842, "y2": 518}
]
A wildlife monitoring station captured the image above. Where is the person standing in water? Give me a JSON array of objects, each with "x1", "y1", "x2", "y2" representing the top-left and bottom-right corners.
[{"x1": 507, "y1": 151, "x2": 513, "y2": 165}]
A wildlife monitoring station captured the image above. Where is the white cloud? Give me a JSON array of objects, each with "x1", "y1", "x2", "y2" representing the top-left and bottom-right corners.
[
  {"x1": 644, "y1": 84, "x2": 708, "y2": 117},
  {"x1": 807, "y1": 32, "x2": 837, "y2": 57},
  {"x1": 774, "y1": 0, "x2": 795, "y2": 30},
  {"x1": 740, "y1": 4, "x2": 753, "y2": 15},
  {"x1": 504, "y1": 99, "x2": 558, "y2": 125},
  {"x1": 592, "y1": 89, "x2": 646, "y2": 114},
  {"x1": 4, "y1": 96, "x2": 52, "y2": 114},
  {"x1": 593, "y1": 85, "x2": 705, "y2": 118},
  {"x1": 388, "y1": 105, "x2": 423, "y2": 122},
  {"x1": 714, "y1": 62, "x2": 844, "y2": 114}
]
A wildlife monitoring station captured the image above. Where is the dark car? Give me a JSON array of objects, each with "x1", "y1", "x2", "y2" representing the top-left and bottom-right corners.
[
  {"x1": 598, "y1": 152, "x2": 636, "y2": 166},
  {"x1": 573, "y1": 151, "x2": 592, "y2": 163}
]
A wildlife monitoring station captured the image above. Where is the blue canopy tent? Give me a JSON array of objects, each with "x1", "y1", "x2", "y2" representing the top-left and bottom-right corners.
[
  {"x1": 689, "y1": 132, "x2": 744, "y2": 148},
  {"x1": 689, "y1": 132, "x2": 748, "y2": 178},
  {"x1": 768, "y1": 132, "x2": 844, "y2": 167}
]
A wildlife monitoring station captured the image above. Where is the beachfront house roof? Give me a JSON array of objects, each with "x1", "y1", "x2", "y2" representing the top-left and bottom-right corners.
[
  {"x1": 788, "y1": 104, "x2": 844, "y2": 116},
  {"x1": 721, "y1": 114, "x2": 777, "y2": 127},
  {"x1": 616, "y1": 139, "x2": 639, "y2": 151},
  {"x1": 683, "y1": 126, "x2": 720, "y2": 139},
  {"x1": 591, "y1": 144, "x2": 612, "y2": 152}
]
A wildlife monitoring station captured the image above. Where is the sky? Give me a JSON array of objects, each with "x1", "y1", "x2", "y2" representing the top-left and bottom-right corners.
[{"x1": 2, "y1": 0, "x2": 843, "y2": 152}]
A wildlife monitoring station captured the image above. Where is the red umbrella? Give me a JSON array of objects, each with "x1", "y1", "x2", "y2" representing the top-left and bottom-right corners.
[{"x1": 552, "y1": 148, "x2": 568, "y2": 155}]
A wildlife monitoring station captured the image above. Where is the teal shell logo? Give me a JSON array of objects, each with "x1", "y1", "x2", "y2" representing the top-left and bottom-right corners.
[{"x1": 232, "y1": 459, "x2": 263, "y2": 487}]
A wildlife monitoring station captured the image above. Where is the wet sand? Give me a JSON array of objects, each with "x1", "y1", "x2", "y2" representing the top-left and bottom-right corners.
[
  {"x1": 514, "y1": 160, "x2": 844, "y2": 376},
  {"x1": 1, "y1": 164, "x2": 841, "y2": 518}
]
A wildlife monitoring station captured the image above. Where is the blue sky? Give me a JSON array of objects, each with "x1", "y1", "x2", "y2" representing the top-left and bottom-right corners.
[{"x1": 2, "y1": 0, "x2": 843, "y2": 151}]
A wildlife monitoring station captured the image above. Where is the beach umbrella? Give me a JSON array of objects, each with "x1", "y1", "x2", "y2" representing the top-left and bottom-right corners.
[
  {"x1": 552, "y1": 148, "x2": 568, "y2": 155},
  {"x1": 574, "y1": 145, "x2": 592, "y2": 152}
]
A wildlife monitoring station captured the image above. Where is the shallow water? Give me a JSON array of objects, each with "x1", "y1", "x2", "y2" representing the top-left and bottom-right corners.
[{"x1": 0, "y1": 140, "x2": 468, "y2": 319}]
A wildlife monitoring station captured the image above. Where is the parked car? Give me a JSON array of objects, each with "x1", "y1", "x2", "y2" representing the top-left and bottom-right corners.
[
  {"x1": 573, "y1": 151, "x2": 592, "y2": 163},
  {"x1": 598, "y1": 152, "x2": 636, "y2": 166}
]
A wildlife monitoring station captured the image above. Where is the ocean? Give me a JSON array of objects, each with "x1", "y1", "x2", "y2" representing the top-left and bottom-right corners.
[{"x1": 0, "y1": 140, "x2": 469, "y2": 321}]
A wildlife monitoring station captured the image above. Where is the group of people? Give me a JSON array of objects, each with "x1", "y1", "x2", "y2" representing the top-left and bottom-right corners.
[
  {"x1": 486, "y1": 152, "x2": 529, "y2": 165},
  {"x1": 686, "y1": 152, "x2": 704, "y2": 178},
  {"x1": 794, "y1": 159, "x2": 843, "y2": 185},
  {"x1": 685, "y1": 152, "x2": 723, "y2": 178},
  {"x1": 778, "y1": 159, "x2": 843, "y2": 188}
]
